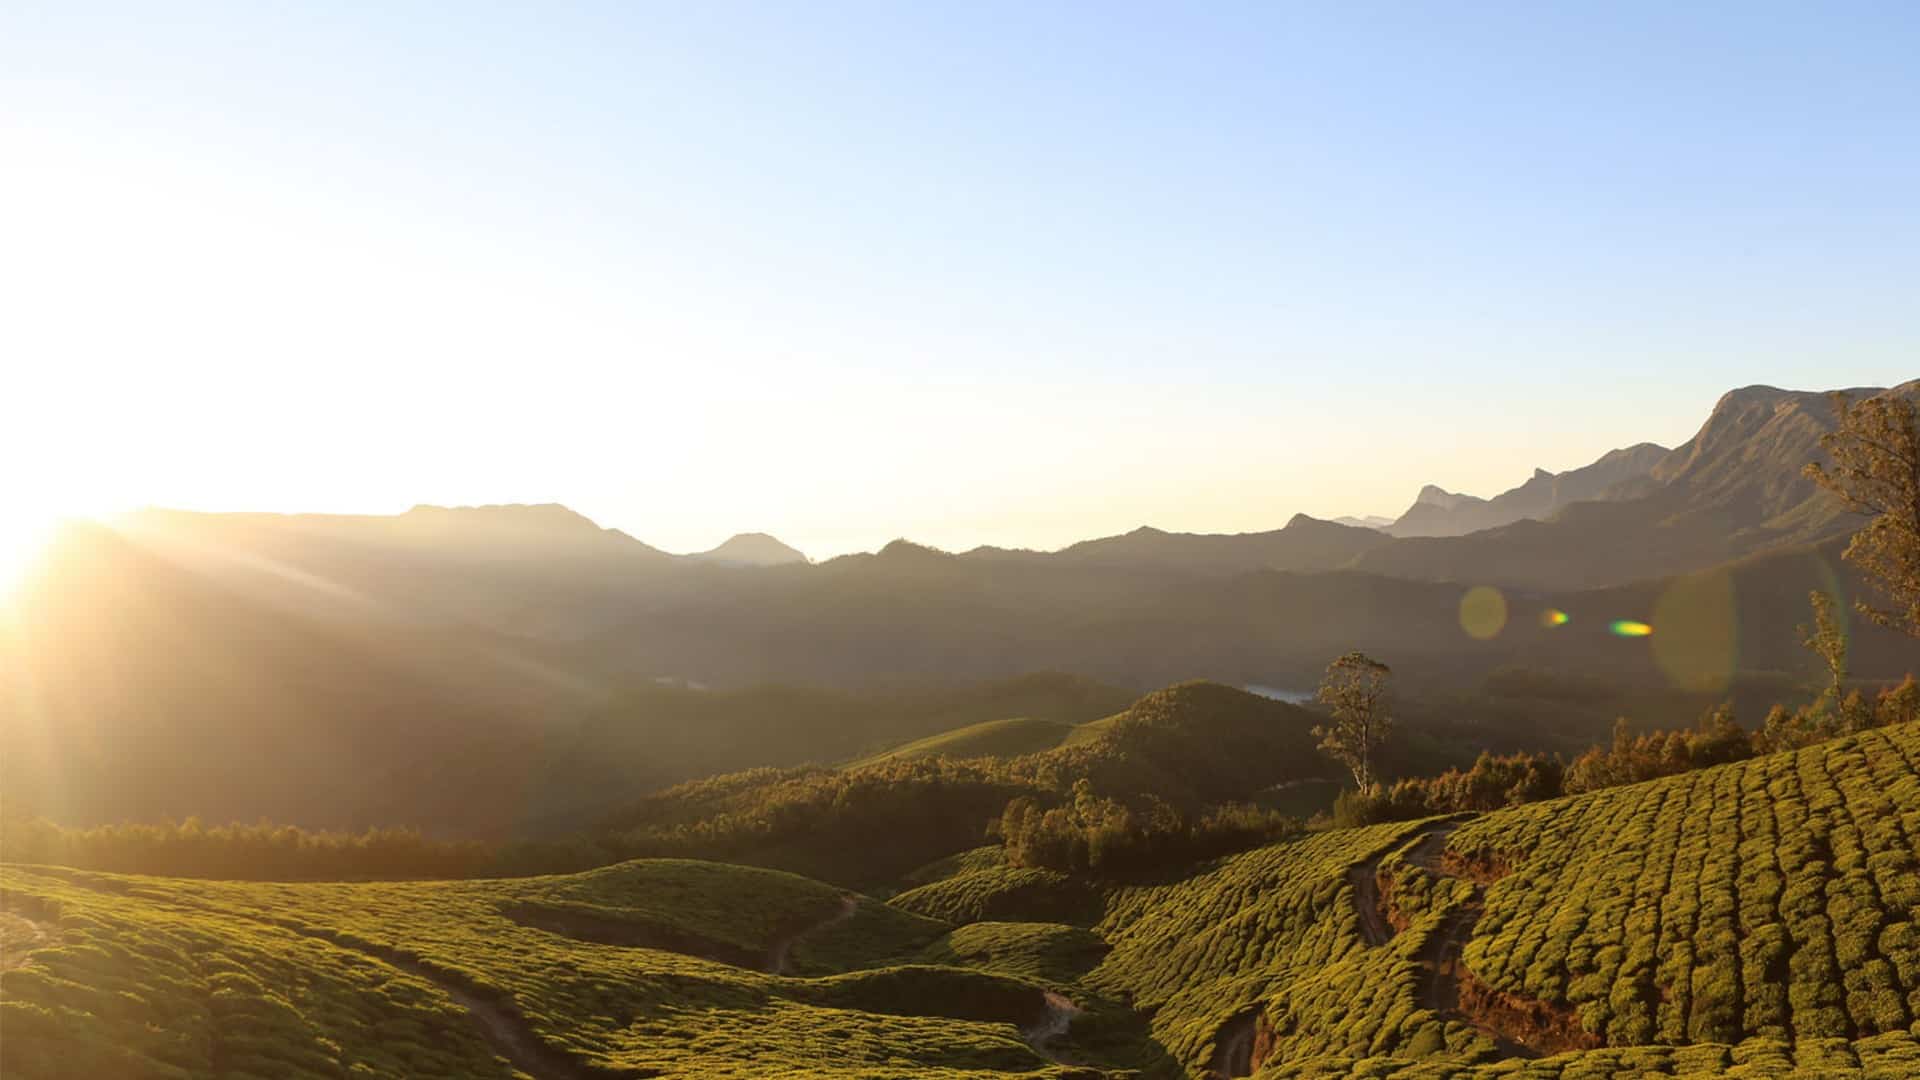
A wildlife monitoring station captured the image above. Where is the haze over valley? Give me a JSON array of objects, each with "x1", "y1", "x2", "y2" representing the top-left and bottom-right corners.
[{"x1": 5, "y1": 4, "x2": 1920, "y2": 1078}]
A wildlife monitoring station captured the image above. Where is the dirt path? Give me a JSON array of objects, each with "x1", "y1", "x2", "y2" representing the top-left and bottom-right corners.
[
  {"x1": 1400, "y1": 823, "x2": 1459, "y2": 873},
  {"x1": 285, "y1": 927, "x2": 627, "y2": 1080},
  {"x1": 1347, "y1": 860, "x2": 1394, "y2": 946},
  {"x1": 764, "y1": 894, "x2": 860, "y2": 975},
  {"x1": 409, "y1": 961, "x2": 625, "y2": 1080},
  {"x1": 1206, "y1": 1010, "x2": 1259, "y2": 1078},
  {"x1": 1351, "y1": 821, "x2": 1458, "y2": 947},
  {"x1": 1367, "y1": 820, "x2": 1538, "y2": 1059},
  {"x1": 0, "y1": 909, "x2": 56, "y2": 971},
  {"x1": 1021, "y1": 990, "x2": 1082, "y2": 1061}
]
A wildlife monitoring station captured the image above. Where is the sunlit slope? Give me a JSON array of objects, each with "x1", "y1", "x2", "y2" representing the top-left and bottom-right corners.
[
  {"x1": 891, "y1": 728, "x2": 1920, "y2": 1078},
  {"x1": 847, "y1": 717, "x2": 1077, "y2": 768},
  {"x1": 1448, "y1": 720, "x2": 1920, "y2": 1048},
  {"x1": 0, "y1": 859, "x2": 1083, "y2": 1079},
  {"x1": 11, "y1": 725, "x2": 1920, "y2": 1078}
]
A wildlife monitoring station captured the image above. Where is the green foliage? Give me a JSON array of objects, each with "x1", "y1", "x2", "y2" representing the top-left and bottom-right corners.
[
  {"x1": 1805, "y1": 386, "x2": 1920, "y2": 637},
  {"x1": 998, "y1": 781, "x2": 1302, "y2": 875},
  {"x1": 1760, "y1": 677, "x2": 1918, "y2": 754},
  {"x1": 1315, "y1": 651, "x2": 1395, "y2": 791},
  {"x1": 0, "y1": 859, "x2": 1066, "y2": 1079},
  {"x1": 890, "y1": 866, "x2": 1102, "y2": 927},
  {"x1": 0, "y1": 816, "x2": 606, "y2": 881},
  {"x1": 13, "y1": 719, "x2": 1920, "y2": 1078},
  {"x1": 917, "y1": 922, "x2": 1110, "y2": 984},
  {"x1": 1336, "y1": 750, "x2": 1569, "y2": 826},
  {"x1": 1450, "y1": 721, "x2": 1920, "y2": 1052},
  {"x1": 598, "y1": 681, "x2": 1334, "y2": 888},
  {"x1": 1564, "y1": 704, "x2": 1757, "y2": 794},
  {"x1": 1800, "y1": 589, "x2": 1851, "y2": 700}
]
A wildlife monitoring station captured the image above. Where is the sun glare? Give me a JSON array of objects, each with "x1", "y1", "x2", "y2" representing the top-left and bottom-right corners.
[{"x1": 0, "y1": 511, "x2": 63, "y2": 597}]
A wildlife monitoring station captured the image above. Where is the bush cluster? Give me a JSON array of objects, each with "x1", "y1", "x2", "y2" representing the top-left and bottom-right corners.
[
  {"x1": 0, "y1": 816, "x2": 611, "y2": 881},
  {"x1": 1335, "y1": 680, "x2": 1917, "y2": 826},
  {"x1": 997, "y1": 780, "x2": 1302, "y2": 875}
]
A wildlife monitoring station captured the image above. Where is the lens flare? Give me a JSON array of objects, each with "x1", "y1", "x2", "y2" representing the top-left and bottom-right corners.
[
  {"x1": 1459, "y1": 585, "x2": 1508, "y2": 640},
  {"x1": 1541, "y1": 608, "x2": 1570, "y2": 628},
  {"x1": 1609, "y1": 620, "x2": 1654, "y2": 638},
  {"x1": 1650, "y1": 568, "x2": 1738, "y2": 693}
]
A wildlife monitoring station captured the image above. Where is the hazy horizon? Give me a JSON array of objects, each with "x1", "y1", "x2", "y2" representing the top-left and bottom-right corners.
[{"x1": 6, "y1": 3, "x2": 1916, "y2": 559}]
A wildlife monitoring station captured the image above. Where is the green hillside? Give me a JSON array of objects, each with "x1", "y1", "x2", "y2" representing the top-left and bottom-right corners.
[
  {"x1": 847, "y1": 718, "x2": 1078, "y2": 769},
  {"x1": 11, "y1": 722, "x2": 1920, "y2": 1077},
  {"x1": 597, "y1": 682, "x2": 1340, "y2": 889}
]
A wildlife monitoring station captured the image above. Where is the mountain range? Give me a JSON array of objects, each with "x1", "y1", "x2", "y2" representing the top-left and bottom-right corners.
[
  {"x1": 5, "y1": 380, "x2": 1914, "y2": 836},
  {"x1": 1383, "y1": 442, "x2": 1669, "y2": 538}
]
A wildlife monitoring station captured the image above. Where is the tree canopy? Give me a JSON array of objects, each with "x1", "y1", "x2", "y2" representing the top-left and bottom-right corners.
[{"x1": 1806, "y1": 388, "x2": 1920, "y2": 637}]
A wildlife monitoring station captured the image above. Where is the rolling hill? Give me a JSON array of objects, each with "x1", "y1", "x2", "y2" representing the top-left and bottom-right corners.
[
  {"x1": 688, "y1": 532, "x2": 810, "y2": 566},
  {"x1": 8, "y1": 720, "x2": 1920, "y2": 1078},
  {"x1": 845, "y1": 717, "x2": 1079, "y2": 769}
]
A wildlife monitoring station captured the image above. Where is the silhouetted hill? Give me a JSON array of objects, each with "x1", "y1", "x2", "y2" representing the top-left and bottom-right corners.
[
  {"x1": 0, "y1": 523, "x2": 593, "y2": 830},
  {"x1": 120, "y1": 503, "x2": 682, "y2": 637},
  {"x1": 425, "y1": 672, "x2": 1137, "y2": 835},
  {"x1": 960, "y1": 513, "x2": 1392, "y2": 575},
  {"x1": 1386, "y1": 442, "x2": 1667, "y2": 538},
  {"x1": 687, "y1": 532, "x2": 808, "y2": 566}
]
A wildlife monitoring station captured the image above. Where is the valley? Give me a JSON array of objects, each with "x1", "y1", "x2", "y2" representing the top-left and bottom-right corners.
[{"x1": 4, "y1": 379, "x2": 1918, "y2": 1079}]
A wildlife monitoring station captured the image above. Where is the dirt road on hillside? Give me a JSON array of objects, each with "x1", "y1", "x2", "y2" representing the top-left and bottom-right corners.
[{"x1": 765, "y1": 894, "x2": 860, "y2": 975}]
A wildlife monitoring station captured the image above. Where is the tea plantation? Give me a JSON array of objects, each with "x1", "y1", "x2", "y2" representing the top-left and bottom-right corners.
[{"x1": 7, "y1": 723, "x2": 1920, "y2": 1077}]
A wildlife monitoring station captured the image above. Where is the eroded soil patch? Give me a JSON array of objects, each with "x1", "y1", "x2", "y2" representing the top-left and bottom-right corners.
[
  {"x1": 1207, "y1": 1008, "x2": 1273, "y2": 1078},
  {"x1": 1390, "y1": 820, "x2": 1596, "y2": 1059}
]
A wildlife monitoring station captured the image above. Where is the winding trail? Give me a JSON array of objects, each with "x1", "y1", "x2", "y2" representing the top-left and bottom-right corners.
[
  {"x1": 764, "y1": 894, "x2": 860, "y2": 975},
  {"x1": 1358, "y1": 819, "x2": 1539, "y2": 1059},
  {"x1": 0, "y1": 908, "x2": 56, "y2": 971},
  {"x1": 1347, "y1": 857, "x2": 1395, "y2": 947},
  {"x1": 276, "y1": 922, "x2": 632, "y2": 1080}
]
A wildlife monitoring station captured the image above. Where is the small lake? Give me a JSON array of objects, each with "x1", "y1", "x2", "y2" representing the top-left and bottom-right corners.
[{"x1": 1242, "y1": 684, "x2": 1315, "y2": 705}]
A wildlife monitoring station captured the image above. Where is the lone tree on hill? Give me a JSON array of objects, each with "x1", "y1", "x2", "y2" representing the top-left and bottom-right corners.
[
  {"x1": 1314, "y1": 651, "x2": 1393, "y2": 792},
  {"x1": 1798, "y1": 590, "x2": 1849, "y2": 705},
  {"x1": 1805, "y1": 388, "x2": 1920, "y2": 638}
]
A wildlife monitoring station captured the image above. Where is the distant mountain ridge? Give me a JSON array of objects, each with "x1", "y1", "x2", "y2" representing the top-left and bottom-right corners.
[
  {"x1": 1385, "y1": 442, "x2": 1669, "y2": 538},
  {"x1": 958, "y1": 513, "x2": 1393, "y2": 575},
  {"x1": 1355, "y1": 382, "x2": 1915, "y2": 588}
]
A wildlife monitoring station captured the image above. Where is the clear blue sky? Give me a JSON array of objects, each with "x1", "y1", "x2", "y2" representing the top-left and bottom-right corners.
[{"x1": 4, "y1": 2, "x2": 1915, "y2": 557}]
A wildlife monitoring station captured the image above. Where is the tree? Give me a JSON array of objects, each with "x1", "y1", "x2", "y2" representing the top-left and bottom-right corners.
[
  {"x1": 1798, "y1": 589, "x2": 1849, "y2": 705},
  {"x1": 1805, "y1": 388, "x2": 1920, "y2": 637},
  {"x1": 1313, "y1": 651, "x2": 1392, "y2": 792}
]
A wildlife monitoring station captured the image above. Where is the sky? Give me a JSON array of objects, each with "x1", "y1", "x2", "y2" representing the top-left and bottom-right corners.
[{"x1": 3, "y1": 2, "x2": 1916, "y2": 559}]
